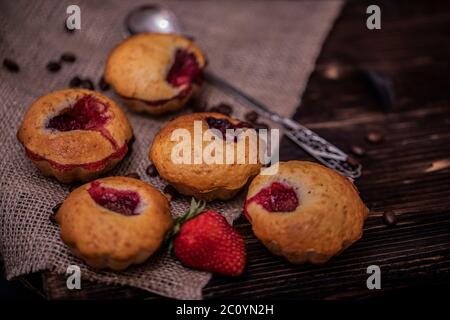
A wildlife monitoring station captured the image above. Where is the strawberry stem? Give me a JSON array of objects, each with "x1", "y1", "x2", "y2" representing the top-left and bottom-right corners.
[{"x1": 166, "y1": 197, "x2": 206, "y2": 252}]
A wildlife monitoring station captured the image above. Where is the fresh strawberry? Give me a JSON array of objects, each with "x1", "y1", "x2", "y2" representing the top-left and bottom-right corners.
[{"x1": 167, "y1": 198, "x2": 246, "y2": 276}]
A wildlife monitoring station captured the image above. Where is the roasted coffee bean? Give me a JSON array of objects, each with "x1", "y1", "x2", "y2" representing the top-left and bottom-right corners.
[
  {"x1": 210, "y1": 103, "x2": 233, "y2": 116},
  {"x1": 60, "y1": 53, "x2": 76, "y2": 63},
  {"x1": 125, "y1": 172, "x2": 141, "y2": 180},
  {"x1": 98, "y1": 76, "x2": 110, "y2": 91},
  {"x1": 366, "y1": 131, "x2": 384, "y2": 144},
  {"x1": 3, "y1": 58, "x2": 20, "y2": 73},
  {"x1": 187, "y1": 95, "x2": 207, "y2": 112},
  {"x1": 69, "y1": 76, "x2": 82, "y2": 88},
  {"x1": 163, "y1": 185, "x2": 178, "y2": 201},
  {"x1": 146, "y1": 164, "x2": 159, "y2": 177},
  {"x1": 351, "y1": 145, "x2": 366, "y2": 157},
  {"x1": 192, "y1": 102, "x2": 207, "y2": 112},
  {"x1": 46, "y1": 61, "x2": 61, "y2": 72},
  {"x1": 383, "y1": 211, "x2": 398, "y2": 226},
  {"x1": 244, "y1": 111, "x2": 259, "y2": 124},
  {"x1": 79, "y1": 78, "x2": 95, "y2": 90}
]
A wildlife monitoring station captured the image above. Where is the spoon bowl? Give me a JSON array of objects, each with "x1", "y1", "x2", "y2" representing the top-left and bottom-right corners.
[{"x1": 125, "y1": 4, "x2": 182, "y2": 35}]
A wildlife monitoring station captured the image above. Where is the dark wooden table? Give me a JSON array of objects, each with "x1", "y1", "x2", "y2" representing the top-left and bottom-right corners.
[{"x1": 4, "y1": 0, "x2": 450, "y2": 299}]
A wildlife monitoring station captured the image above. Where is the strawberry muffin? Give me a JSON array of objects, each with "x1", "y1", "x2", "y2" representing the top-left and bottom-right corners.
[
  {"x1": 55, "y1": 177, "x2": 173, "y2": 270},
  {"x1": 17, "y1": 89, "x2": 133, "y2": 183},
  {"x1": 244, "y1": 161, "x2": 368, "y2": 264},
  {"x1": 105, "y1": 33, "x2": 206, "y2": 115},
  {"x1": 150, "y1": 112, "x2": 262, "y2": 201}
]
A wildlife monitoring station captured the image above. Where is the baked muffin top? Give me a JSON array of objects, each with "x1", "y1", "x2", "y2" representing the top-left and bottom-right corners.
[
  {"x1": 105, "y1": 33, "x2": 206, "y2": 102},
  {"x1": 245, "y1": 161, "x2": 368, "y2": 264},
  {"x1": 150, "y1": 112, "x2": 262, "y2": 196},
  {"x1": 17, "y1": 89, "x2": 132, "y2": 166}
]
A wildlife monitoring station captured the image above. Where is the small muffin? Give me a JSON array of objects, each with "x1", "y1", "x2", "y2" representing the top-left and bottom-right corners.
[
  {"x1": 55, "y1": 177, "x2": 173, "y2": 270},
  {"x1": 17, "y1": 89, "x2": 133, "y2": 183},
  {"x1": 150, "y1": 112, "x2": 262, "y2": 201},
  {"x1": 105, "y1": 33, "x2": 206, "y2": 115},
  {"x1": 244, "y1": 161, "x2": 368, "y2": 264}
]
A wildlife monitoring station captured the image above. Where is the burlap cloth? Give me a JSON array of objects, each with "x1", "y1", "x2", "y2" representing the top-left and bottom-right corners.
[{"x1": 0, "y1": 0, "x2": 343, "y2": 299}]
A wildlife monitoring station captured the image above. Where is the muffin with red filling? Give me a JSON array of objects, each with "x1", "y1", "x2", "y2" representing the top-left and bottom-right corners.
[
  {"x1": 55, "y1": 177, "x2": 173, "y2": 270},
  {"x1": 244, "y1": 161, "x2": 368, "y2": 264},
  {"x1": 150, "y1": 112, "x2": 262, "y2": 201},
  {"x1": 17, "y1": 89, "x2": 133, "y2": 183},
  {"x1": 105, "y1": 33, "x2": 206, "y2": 115}
]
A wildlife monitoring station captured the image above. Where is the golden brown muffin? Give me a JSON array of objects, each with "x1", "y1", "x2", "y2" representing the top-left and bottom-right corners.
[
  {"x1": 105, "y1": 33, "x2": 206, "y2": 115},
  {"x1": 150, "y1": 112, "x2": 262, "y2": 201},
  {"x1": 244, "y1": 161, "x2": 368, "y2": 264},
  {"x1": 56, "y1": 177, "x2": 173, "y2": 270},
  {"x1": 17, "y1": 89, "x2": 133, "y2": 183}
]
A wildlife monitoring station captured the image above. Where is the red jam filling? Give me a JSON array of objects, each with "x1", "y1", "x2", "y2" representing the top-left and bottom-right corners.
[
  {"x1": 205, "y1": 117, "x2": 253, "y2": 140},
  {"x1": 166, "y1": 49, "x2": 203, "y2": 88},
  {"x1": 126, "y1": 49, "x2": 202, "y2": 107},
  {"x1": 46, "y1": 95, "x2": 117, "y2": 148},
  {"x1": 28, "y1": 94, "x2": 128, "y2": 171},
  {"x1": 244, "y1": 182, "x2": 299, "y2": 220},
  {"x1": 47, "y1": 95, "x2": 110, "y2": 132},
  {"x1": 88, "y1": 181, "x2": 141, "y2": 216}
]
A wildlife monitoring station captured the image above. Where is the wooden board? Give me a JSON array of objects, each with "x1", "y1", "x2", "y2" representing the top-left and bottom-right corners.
[{"x1": 41, "y1": 0, "x2": 450, "y2": 299}]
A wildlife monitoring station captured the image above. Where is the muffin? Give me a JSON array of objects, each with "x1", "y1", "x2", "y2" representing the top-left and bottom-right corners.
[
  {"x1": 105, "y1": 33, "x2": 206, "y2": 115},
  {"x1": 17, "y1": 89, "x2": 133, "y2": 183},
  {"x1": 150, "y1": 112, "x2": 262, "y2": 201},
  {"x1": 55, "y1": 177, "x2": 173, "y2": 270},
  {"x1": 244, "y1": 161, "x2": 368, "y2": 264}
]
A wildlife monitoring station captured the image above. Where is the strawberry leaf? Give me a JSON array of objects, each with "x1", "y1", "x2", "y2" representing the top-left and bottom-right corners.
[{"x1": 165, "y1": 197, "x2": 206, "y2": 253}]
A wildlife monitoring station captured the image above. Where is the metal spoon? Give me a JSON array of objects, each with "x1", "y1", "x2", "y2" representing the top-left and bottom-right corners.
[{"x1": 125, "y1": 5, "x2": 362, "y2": 179}]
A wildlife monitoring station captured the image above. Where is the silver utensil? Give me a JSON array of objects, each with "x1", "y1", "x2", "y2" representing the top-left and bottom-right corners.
[{"x1": 125, "y1": 5, "x2": 362, "y2": 179}]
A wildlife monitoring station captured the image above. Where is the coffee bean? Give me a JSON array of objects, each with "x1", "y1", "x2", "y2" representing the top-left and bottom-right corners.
[
  {"x1": 125, "y1": 172, "x2": 141, "y2": 180},
  {"x1": 192, "y1": 102, "x2": 207, "y2": 112},
  {"x1": 383, "y1": 211, "x2": 398, "y2": 226},
  {"x1": 3, "y1": 58, "x2": 20, "y2": 73},
  {"x1": 366, "y1": 131, "x2": 384, "y2": 144},
  {"x1": 210, "y1": 103, "x2": 233, "y2": 116},
  {"x1": 79, "y1": 78, "x2": 95, "y2": 90},
  {"x1": 146, "y1": 164, "x2": 159, "y2": 177},
  {"x1": 46, "y1": 61, "x2": 61, "y2": 73},
  {"x1": 351, "y1": 145, "x2": 366, "y2": 157},
  {"x1": 163, "y1": 185, "x2": 178, "y2": 201},
  {"x1": 60, "y1": 53, "x2": 76, "y2": 63},
  {"x1": 69, "y1": 76, "x2": 82, "y2": 88},
  {"x1": 186, "y1": 95, "x2": 207, "y2": 112},
  {"x1": 98, "y1": 76, "x2": 110, "y2": 91},
  {"x1": 244, "y1": 111, "x2": 259, "y2": 124}
]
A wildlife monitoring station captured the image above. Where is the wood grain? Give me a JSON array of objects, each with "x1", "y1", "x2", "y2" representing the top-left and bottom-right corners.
[{"x1": 41, "y1": 0, "x2": 450, "y2": 299}]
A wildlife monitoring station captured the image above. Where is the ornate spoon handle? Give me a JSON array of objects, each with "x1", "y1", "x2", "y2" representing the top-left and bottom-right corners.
[{"x1": 205, "y1": 72, "x2": 362, "y2": 179}]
